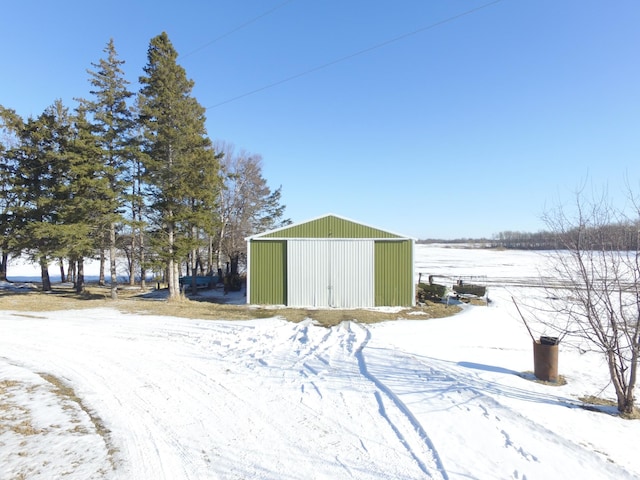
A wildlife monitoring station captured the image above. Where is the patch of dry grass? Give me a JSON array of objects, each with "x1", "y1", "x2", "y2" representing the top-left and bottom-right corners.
[
  {"x1": 579, "y1": 395, "x2": 640, "y2": 419},
  {"x1": 0, "y1": 380, "x2": 20, "y2": 389},
  {"x1": 519, "y1": 371, "x2": 567, "y2": 386},
  {"x1": 0, "y1": 380, "x2": 41, "y2": 438},
  {"x1": 38, "y1": 373, "x2": 117, "y2": 461},
  {"x1": 0, "y1": 372, "x2": 117, "y2": 477},
  {"x1": 580, "y1": 395, "x2": 617, "y2": 407},
  {"x1": 0, "y1": 284, "x2": 461, "y2": 326},
  {"x1": 0, "y1": 381, "x2": 31, "y2": 436}
]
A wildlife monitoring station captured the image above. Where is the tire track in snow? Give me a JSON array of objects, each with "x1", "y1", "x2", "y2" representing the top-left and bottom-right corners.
[
  {"x1": 191, "y1": 318, "x2": 436, "y2": 478},
  {"x1": 361, "y1": 344, "x2": 636, "y2": 480},
  {"x1": 230, "y1": 319, "x2": 447, "y2": 479},
  {"x1": 347, "y1": 322, "x2": 449, "y2": 480}
]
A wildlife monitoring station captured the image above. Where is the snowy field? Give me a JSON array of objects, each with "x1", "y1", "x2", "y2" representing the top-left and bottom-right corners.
[{"x1": 1, "y1": 245, "x2": 639, "y2": 479}]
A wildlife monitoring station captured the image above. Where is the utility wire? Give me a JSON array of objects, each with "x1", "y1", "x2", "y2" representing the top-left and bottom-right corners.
[
  {"x1": 181, "y1": 0, "x2": 297, "y2": 60},
  {"x1": 207, "y1": 0, "x2": 504, "y2": 110}
]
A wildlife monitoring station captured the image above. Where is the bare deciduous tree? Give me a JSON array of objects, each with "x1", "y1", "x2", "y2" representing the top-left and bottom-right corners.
[
  {"x1": 213, "y1": 142, "x2": 290, "y2": 280},
  {"x1": 543, "y1": 187, "x2": 640, "y2": 415}
]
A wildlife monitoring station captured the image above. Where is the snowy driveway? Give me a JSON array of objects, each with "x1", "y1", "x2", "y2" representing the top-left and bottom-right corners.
[{"x1": 1, "y1": 298, "x2": 639, "y2": 479}]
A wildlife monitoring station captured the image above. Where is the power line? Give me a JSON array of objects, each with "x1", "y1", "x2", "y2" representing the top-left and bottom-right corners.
[
  {"x1": 181, "y1": 0, "x2": 297, "y2": 60},
  {"x1": 207, "y1": 0, "x2": 505, "y2": 110}
]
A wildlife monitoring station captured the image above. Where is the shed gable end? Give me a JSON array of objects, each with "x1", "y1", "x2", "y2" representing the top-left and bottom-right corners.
[{"x1": 260, "y1": 215, "x2": 402, "y2": 239}]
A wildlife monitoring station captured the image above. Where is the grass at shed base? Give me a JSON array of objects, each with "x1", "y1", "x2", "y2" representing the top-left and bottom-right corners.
[{"x1": 0, "y1": 284, "x2": 461, "y2": 326}]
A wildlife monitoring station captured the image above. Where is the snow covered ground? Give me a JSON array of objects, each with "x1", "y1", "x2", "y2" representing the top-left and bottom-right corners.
[{"x1": 1, "y1": 245, "x2": 639, "y2": 479}]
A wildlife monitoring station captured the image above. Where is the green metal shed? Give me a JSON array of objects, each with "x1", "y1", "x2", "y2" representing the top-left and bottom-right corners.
[{"x1": 246, "y1": 214, "x2": 415, "y2": 308}]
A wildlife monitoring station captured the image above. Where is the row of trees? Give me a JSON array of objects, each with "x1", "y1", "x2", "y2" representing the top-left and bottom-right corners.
[
  {"x1": 419, "y1": 224, "x2": 640, "y2": 251},
  {"x1": 492, "y1": 224, "x2": 640, "y2": 250},
  {"x1": 0, "y1": 33, "x2": 289, "y2": 300}
]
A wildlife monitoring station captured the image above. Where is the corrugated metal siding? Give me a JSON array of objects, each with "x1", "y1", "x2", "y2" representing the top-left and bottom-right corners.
[
  {"x1": 374, "y1": 240, "x2": 414, "y2": 306},
  {"x1": 287, "y1": 240, "x2": 374, "y2": 308},
  {"x1": 286, "y1": 240, "x2": 327, "y2": 307},
  {"x1": 248, "y1": 240, "x2": 287, "y2": 304},
  {"x1": 263, "y1": 215, "x2": 401, "y2": 239},
  {"x1": 331, "y1": 240, "x2": 375, "y2": 308}
]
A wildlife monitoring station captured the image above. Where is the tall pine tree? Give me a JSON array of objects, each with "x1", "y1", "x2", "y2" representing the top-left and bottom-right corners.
[
  {"x1": 138, "y1": 32, "x2": 221, "y2": 300},
  {"x1": 59, "y1": 106, "x2": 113, "y2": 293},
  {"x1": 80, "y1": 38, "x2": 133, "y2": 299},
  {"x1": 10, "y1": 101, "x2": 71, "y2": 291},
  {"x1": 123, "y1": 100, "x2": 148, "y2": 288},
  {"x1": 0, "y1": 107, "x2": 23, "y2": 280}
]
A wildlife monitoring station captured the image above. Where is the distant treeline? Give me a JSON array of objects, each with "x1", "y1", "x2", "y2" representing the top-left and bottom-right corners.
[{"x1": 418, "y1": 222, "x2": 640, "y2": 251}]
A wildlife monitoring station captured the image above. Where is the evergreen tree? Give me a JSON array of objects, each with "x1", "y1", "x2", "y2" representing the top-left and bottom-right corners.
[
  {"x1": 10, "y1": 100, "x2": 71, "y2": 290},
  {"x1": 79, "y1": 38, "x2": 134, "y2": 299},
  {"x1": 183, "y1": 145, "x2": 223, "y2": 294},
  {"x1": 0, "y1": 107, "x2": 23, "y2": 280},
  {"x1": 122, "y1": 104, "x2": 148, "y2": 288},
  {"x1": 58, "y1": 107, "x2": 113, "y2": 293},
  {"x1": 138, "y1": 32, "x2": 221, "y2": 300}
]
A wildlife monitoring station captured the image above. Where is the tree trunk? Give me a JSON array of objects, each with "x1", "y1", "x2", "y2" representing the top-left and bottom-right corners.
[
  {"x1": 129, "y1": 228, "x2": 136, "y2": 286},
  {"x1": 39, "y1": 258, "x2": 51, "y2": 292},
  {"x1": 0, "y1": 251, "x2": 7, "y2": 281},
  {"x1": 76, "y1": 257, "x2": 85, "y2": 294},
  {"x1": 619, "y1": 347, "x2": 639, "y2": 415},
  {"x1": 217, "y1": 225, "x2": 225, "y2": 270},
  {"x1": 190, "y1": 248, "x2": 198, "y2": 296},
  {"x1": 208, "y1": 235, "x2": 213, "y2": 276},
  {"x1": 167, "y1": 220, "x2": 182, "y2": 300},
  {"x1": 99, "y1": 249, "x2": 106, "y2": 286},
  {"x1": 58, "y1": 259, "x2": 65, "y2": 283},
  {"x1": 197, "y1": 251, "x2": 205, "y2": 275},
  {"x1": 68, "y1": 259, "x2": 76, "y2": 285},
  {"x1": 190, "y1": 225, "x2": 198, "y2": 295},
  {"x1": 167, "y1": 257, "x2": 181, "y2": 300},
  {"x1": 140, "y1": 229, "x2": 146, "y2": 290},
  {"x1": 230, "y1": 254, "x2": 239, "y2": 275},
  {"x1": 110, "y1": 221, "x2": 118, "y2": 300}
]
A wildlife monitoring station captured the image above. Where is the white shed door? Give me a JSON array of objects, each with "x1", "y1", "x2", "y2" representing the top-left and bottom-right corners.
[{"x1": 287, "y1": 240, "x2": 374, "y2": 308}]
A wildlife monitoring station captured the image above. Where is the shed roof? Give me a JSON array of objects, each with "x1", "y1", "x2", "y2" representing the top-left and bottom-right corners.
[{"x1": 247, "y1": 213, "x2": 414, "y2": 241}]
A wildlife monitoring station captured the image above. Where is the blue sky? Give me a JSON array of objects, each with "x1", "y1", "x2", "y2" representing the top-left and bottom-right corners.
[{"x1": 2, "y1": 1, "x2": 640, "y2": 239}]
